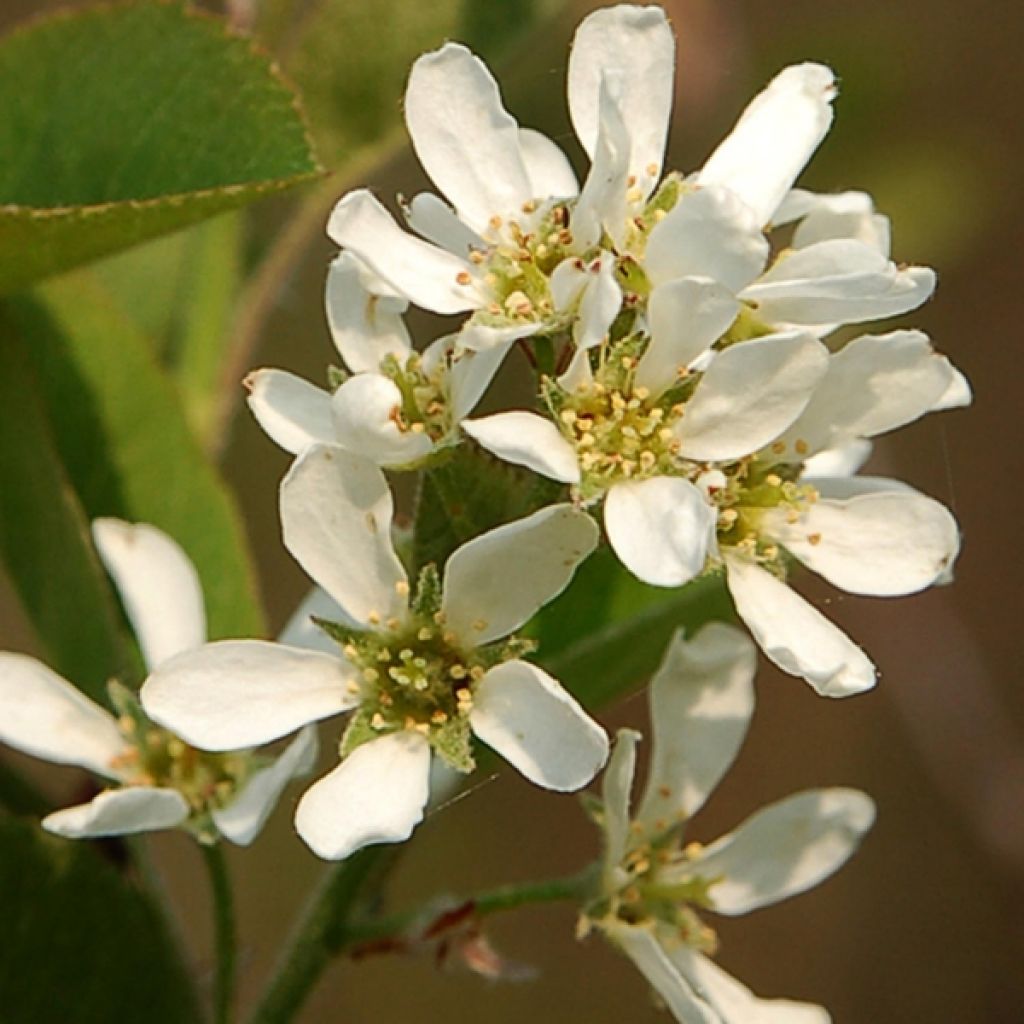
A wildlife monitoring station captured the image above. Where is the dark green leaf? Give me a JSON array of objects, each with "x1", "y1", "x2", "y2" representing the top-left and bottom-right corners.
[
  {"x1": 411, "y1": 443, "x2": 564, "y2": 575},
  {"x1": 0, "y1": 819, "x2": 199, "y2": 1023},
  {"x1": 0, "y1": 315, "x2": 135, "y2": 701},
  {"x1": 0, "y1": 2, "x2": 319, "y2": 293},
  {"x1": 7, "y1": 273, "x2": 266, "y2": 644}
]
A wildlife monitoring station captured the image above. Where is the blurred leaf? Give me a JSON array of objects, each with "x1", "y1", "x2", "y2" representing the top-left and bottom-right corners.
[
  {"x1": 280, "y1": 0, "x2": 460, "y2": 168},
  {"x1": 0, "y1": 2, "x2": 319, "y2": 294},
  {"x1": 0, "y1": 316, "x2": 135, "y2": 702},
  {"x1": 7, "y1": 273, "x2": 266, "y2": 643},
  {"x1": 536, "y1": 548, "x2": 735, "y2": 711},
  {"x1": 92, "y1": 212, "x2": 247, "y2": 439},
  {"x1": 0, "y1": 819, "x2": 199, "y2": 1023}
]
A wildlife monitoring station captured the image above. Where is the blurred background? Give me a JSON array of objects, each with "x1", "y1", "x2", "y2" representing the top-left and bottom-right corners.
[{"x1": 2, "y1": 0, "x2": 1023, "y2": 1020}]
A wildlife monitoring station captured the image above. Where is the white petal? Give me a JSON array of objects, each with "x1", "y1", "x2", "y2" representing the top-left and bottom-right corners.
[
  {"x1": 724, "y1": 555, "x2": 876, "y2": 697},
  {"x1": 92, "y1": 518, "x2": 206, "y2": 671},
  {"x1": 212, "y1": 726, "x2": 318, "y2": 846},
  {"x1": 931, "y1": 361, "x2": 972, "y2": 410},
  {"x1": 0, "y1": 653, "x2": 126, "y2": 777},
  {"x1": 800, "y1": 439, "x2": 872, "y2": 478},
  {"x1": 698, "y1": 64, "x2": 837, "y2": 226},
  {"x1": 550, "y1": 257, "x2": 589, "y2": 312},
  {"x1": 741, "y1": 239, "x2": 936, "y2": 325},
  {"x1": 575, "y1": 252, "x2": 623, "y2": 350},
  {"x1": 470, "y1": 660, "x2": 608, "y2": 791},
  {"x1": 294, "y1": 731, "x2": 431, "y2": 860},
  {"x1": 573, "y1": 74, "x2": 631, "y2": 249},
  {"x1": 277, "y1": 587, "x2": 345, "y2": 655},
  {"x1": 568, "y1": 5, "x2": 675, "y2": 196},
  {"x1": 775, "y1": 330, "x2": 957, "y2": 457},
  {"x1": 327, "y1": 190, "x2": 482, "y2": 315},
  {"x1": 637, "y1": 277, "x2": 741, "y2": 396},
  {"x1": 245, "y1": 369, "x2": 336, "y2": 456},
  {"x1": 761, "y1": 490, "x2": 959, "y2": 597},
  {"x1": 636, "y1": 624, "x2": 756, "y2": 831},
  {"x1": 141, "y1": 640, "x2": 356, "y2": 750},
  {"x1": 462, "y1": 412, "x2": 580, "y2": 484},
  {"x1": 518, "y1": 129, "x2": 579, "y2": 200},
  {"x1": 405, "y1": 43, "x2": 532, "y2": 235},
  {"x1": 43, "y1": 787, "x2": 189, "y2": 839},
  {"x1": 330, "y1": 374, "x2": 435, "y2": 467},
  {"x1": 691, "y1": 788, "x2": 875, "y2": 915},
  {"x1": 666, "y1": 947, "x2": 831, "y2": 1024},
  {"x1": 602, "y1": 728, "x2": 641, "y2": 875},
  {"x1": 645, "y1": 186, "x2": 769, "y2": 293},
  {"x1": 458, "y1": 320, "x2": 543, "y2": 353},
  {"x1": 604, "y1": 477, "x2": 716, "y2": 588},
  {"x1": 441, "y1": 504, "x2": 598, "y2": 645},
  {"x1": 557, "y1": 346, "x2": 595, "y2": 391},
  {"x1": 791, "y1": 190, "x2": 890, "y2": 257},
  {"x1": 678, "y1": 332, "x2": 827, "y2": 461},
  {"x1": 449, "y1": 343, "x2": 511, "y2": 421},
  {"x1": 325, "y1": 252, "x2": 412, "y2": 372},
  {"x1": 607, "y1": 924, "x2": 719, "y2": 1024},
  {"x1": 404, "y1": 193, "x2": 484, "y2": 257},
  {"x1": 280, "y1": 445, "x2": 408, "y2": 628}
]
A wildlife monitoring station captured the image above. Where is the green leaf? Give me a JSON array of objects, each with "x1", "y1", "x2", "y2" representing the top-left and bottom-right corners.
[
  {"x1": 0, "y1": 315, "x2": 135, "y2": 701},
  {"x1": 89, "y1": 211, "x2": 247, "y2": 441},
  {"x1": 0, "y1": 2, "x2": 319, "y2": 294},
  {"x1": 536, "y1": 549, "x2": 736, "y2": 711},
  {"x1": 0, "y1": 819, "x2": 199, "y2": 1023},
  {"x1": 412, "y1": 443, "x2": 564, "y2": 575},
  {"x1": 7, "y1": 273, "x2": 266, "y2": 644}
]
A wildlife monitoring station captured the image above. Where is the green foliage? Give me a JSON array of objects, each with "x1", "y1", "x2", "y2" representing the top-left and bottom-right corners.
[
  {"x1": 0, "y1": 314, "x2": 135, "y2": 701},
  {"x1": 412, "y1": 442, "x2": 565, "y2": 575},
  {"x1": 536, "y1": 549, "x2": 736, "y2": 711},
  {"x1": 5, "y1": 275, "x2": 266, "y2": 646},
  {"x1": 279, "y1": 0, "x2": 462, "y2": 167},
  {"x1": 0, "y1": 2, "x2": 319, "y2": 294},
  {"x1": 0, "y1": 819, "x2": 199, "y2": 1023}
]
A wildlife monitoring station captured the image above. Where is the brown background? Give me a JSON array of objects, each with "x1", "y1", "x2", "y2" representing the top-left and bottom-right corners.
[{"x1": 2, "y1": 0, "x2": 1023, "y2": 1021}]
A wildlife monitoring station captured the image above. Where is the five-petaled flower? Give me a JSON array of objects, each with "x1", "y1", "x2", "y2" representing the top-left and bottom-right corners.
[
  {"x1": 0, "y1": 520, "x2": 314, "y2": 844},
  {"x1": 585, "y1": 623, "x2": 875, "y2": 1023},
  {"x1": 141, "y1": 446, "x2": 609, "y2": 861}
]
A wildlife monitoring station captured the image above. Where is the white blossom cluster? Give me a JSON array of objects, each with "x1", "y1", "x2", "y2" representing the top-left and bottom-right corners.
[{"x1": 0, "y1": 6, "x2": 969, "y2": 1021}]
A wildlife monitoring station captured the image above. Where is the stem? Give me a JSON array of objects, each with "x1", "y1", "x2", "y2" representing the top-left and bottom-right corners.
[
  {"x1": 203, "y1": 844, "x2": 237, "y2": 1024},
  {"x1": 249, "y1": 846, "x2": 396, "y2": 1024},
  {"x1": 343, "y1": 863, "x2": 599, "y2": 954}
]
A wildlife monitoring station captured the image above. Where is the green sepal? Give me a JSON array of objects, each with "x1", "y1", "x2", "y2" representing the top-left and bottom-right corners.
[
  {"x1": 327, "y1": 364, "x2": 349, "y2": 392},
  {"x1": 339, "y1": 707, "x2": 381, "y2": 758},
  {"x1": 429, "y1": 718, "x2": 475, "y2": 774},
  {"x1": 312, "y1": 616, "x2": 368, "y2": 650},
  {"x1": 412, "y1": 563, "x2": 442, "y2": 618}
]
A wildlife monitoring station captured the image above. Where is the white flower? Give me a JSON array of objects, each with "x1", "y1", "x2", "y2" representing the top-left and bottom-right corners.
[
  {"x1": 708, "y1": 328, "x2": 965, "y2": 697},
  {"x1": 0, "y1": 520, "x2": 315, "y2": 844},
  {"x1": 588, "y1": 623, "x2": 875, "y2": 1023},
  {"x1": 141, "y1": 446, "x2": 609, "y2": 861},
  {"x1": 246, "y1": 255, "x2": 512, "y2": 470},
  {"x1": 464, "y1": 326, "x2": 830, "y2": 586}
]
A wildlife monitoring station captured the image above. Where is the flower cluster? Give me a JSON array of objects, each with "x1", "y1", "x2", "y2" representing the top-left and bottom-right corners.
[
  {"x1": 0, "y1": 6, "x2": 970, "y2": 1021},
  {"x1": 247, "y1": 4, "x2": 966, "y2": 702}
]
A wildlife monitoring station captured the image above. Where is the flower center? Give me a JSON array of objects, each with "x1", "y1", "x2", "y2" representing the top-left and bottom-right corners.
[
  {"x1": 109, "y1": 683, "x2": 254, "y2": 820},
  {"x1": 708, "y1": 458, "x2": 819, "y2": 575},
  {"x1": 378, "y1": 351, "x2": 452, "y2": 443},
  {"x1": 318, "y1": 567, "x2": 535, "y2": 772},
  {"x1": 593, "y1": 832, "x2": 720, "y2": 954},
  {"x1": 543, "y1": 333, "x2": 699, "y2": 500}
]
